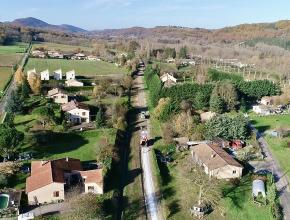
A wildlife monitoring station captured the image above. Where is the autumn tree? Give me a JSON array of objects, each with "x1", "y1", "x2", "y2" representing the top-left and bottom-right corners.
[
  {"x1": 15, "y1": 67, "x2": 25, "y2": 85},
  {"x1": 173, "y1": 111, "x2": 194, "y2": 137},
  {"x1": 28, "y1": 72, "x2": 41, "y2": 95},
  {"x1": 93, "y1": 85, "x2": 105, "y2": 100}
]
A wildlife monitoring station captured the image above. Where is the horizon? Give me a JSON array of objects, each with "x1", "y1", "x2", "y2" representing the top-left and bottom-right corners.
[{"x1": 1, "y1": 0, "x2": 290, "y2": 30}]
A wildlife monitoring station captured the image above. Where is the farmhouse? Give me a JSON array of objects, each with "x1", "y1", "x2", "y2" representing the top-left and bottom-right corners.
[
  {"x1": 48, "y1": 50, "x2": 63, "y2": 59},
  {"x1": 261, "y1": 96, "x2": 274, "y2": 106},
  {"x1": 66, "y1": 70, "x2": 76, "y2": 80},
  {"x1": 191, "y1": 143, "x2": 243, "y2": 179},
  {"x1": 47, "y1": 88, "x2": 69, "y2": 104},
  {"x1": 160, "y1": 73, "x2": 177, "y2": 87},
  {"x1": 65, "y1": 79, "x2": 84, "y2": 87},
  {"x1": 31, "y1": 50, "x2": 46, "y2": 58},
  {"x1": 87, "y1": 55, "x2": 98, "y2": 61},
  {"x1": 166, "y1": 58, "x2": 175, "y2": 63},
  {"x1": 252, "y1": 105, "x2": 272, "y2": 115},
  {"x1": 26, "y1": 158, "x2": 103, "y2": 205},
  {"x1": 73, "y1": 53, "x2": 86, "y2": 60},
  {"x1": 53, "y1": 69, "x2": 62, "y2": 80},
  {"x1": 62, "y1": 100, "x2": 90, "y2": 123},
  {"x1": 40, "y1": 69, "x2": 50, "y2": 81}
]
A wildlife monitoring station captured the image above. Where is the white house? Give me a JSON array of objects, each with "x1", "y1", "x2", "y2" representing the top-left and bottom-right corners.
[
  {"x1": 87, "y1": 55, "x2": 98, "y2": 61},
  {"x1": 40, "y1": 69, "x2": 50, "y2": 81},
  {"x1": 252, "y1": 105, "x2": 272, "y2": 115},
  {"x1": 47, "y1": 88, "x2": 69, "y2": 104},
  {"x1": 160, "y1": 73, "x2": 177, "y2": 87},
  {"x1": 65, "y1": 79, "x2": 84, "y2": 87},
  {"x1": 53, "y1": 69, "x2": 62, "y2": 80},
  {"x1": 166, "y1": 58, "x2": 175, "y2": 63},
  {"x1": 27, "y1": 68, "x2": 36, "y2": 79},
  {"x1": 62, "y1": 100, "x2": 90, "y2": 123},
  {"x1": 66, "y1": 70, "x2": 76, "y2": 80}
]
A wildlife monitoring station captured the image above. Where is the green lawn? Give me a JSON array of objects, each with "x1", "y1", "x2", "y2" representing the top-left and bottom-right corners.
[
  {"x1": 24, "y1": 58, "x2": 128, "y2": 76},
  {"x1": 0, "y1": 67, "x2": 12, "y2": 90},
  {"x1": 32, "y1": 42, "x2": 94, "y2": 53},
  {"x1": 223, "y1": 175, "x2": 274, "y2": 220},
  {"x1": 251, "y1": 114, "x2": 290, "y2": 179}
]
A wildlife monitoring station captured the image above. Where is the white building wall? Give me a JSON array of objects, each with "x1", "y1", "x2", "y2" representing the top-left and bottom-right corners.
[{"x1": 27, "y1": 183, "x2": 64, "y2": 205}]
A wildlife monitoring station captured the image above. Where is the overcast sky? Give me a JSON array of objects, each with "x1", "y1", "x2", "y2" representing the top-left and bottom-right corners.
[{"x1": 1, "y1": 0, "x2": 290, "y2": 30}]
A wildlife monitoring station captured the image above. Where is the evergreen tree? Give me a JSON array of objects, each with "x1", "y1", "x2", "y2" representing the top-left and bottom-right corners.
[
  {"x1": 95, "y1": 108, "x2": 104, "y2": 128},
  {"x1": 210, "y1": 93, "x2": 224, "y2": 113},
  {"x1": 5, "y1": 90, "x2": 23, "y2": 114},
  {"x1": 179, "y1": 46, "x2": 187, "y2": 58},
  {"x1": 21, "y1": 79, "x2": 31, "y2": 99}
]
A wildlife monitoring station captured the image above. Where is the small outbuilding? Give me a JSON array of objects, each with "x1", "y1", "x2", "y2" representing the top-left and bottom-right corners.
[{"x1": 252, "y1": 179, "x2": 266, "y2": 198}]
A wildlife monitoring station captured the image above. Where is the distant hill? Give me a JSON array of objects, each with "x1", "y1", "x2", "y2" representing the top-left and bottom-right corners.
[{"x1": 8, "y1": 17, "x2": 87, "y2": 33}]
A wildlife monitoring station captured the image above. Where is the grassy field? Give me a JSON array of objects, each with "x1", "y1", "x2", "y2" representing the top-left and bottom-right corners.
[
  {"x1": 32, "y1": 42, "x2": 94, "y2": 53},
  {"x1": 0, "y1": 67, "x2": 12, "y2": 91},
  {"x1": 154, "y1": 61, "x2": 178, "y2": 72},
  {"x1": 251, "y1": 114, "x2": 290, "y2": 179},
  {"x1": 24, "y1": 58, "x2": 128, "y2": 76},
  {"x1": 0, "y1": 42, "x2": 28, "y2": 66},
  {"x1": 0, "y1": 42, "x2": 28, "y2": 54}
]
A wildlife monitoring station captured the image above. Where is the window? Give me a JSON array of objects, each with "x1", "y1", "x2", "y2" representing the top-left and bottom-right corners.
[
  {"x1": 82, "y1": 112, "x2": 86, "y2": 116},
  {"x1": 233, "y1": 170, "x2": 236, "y2": 174},
  {"x1": 61, "y1": 96, "x2": 65, "y2": 98},
  {"x1": 88, "y1": 186, "x2": 94, "y2": 192},
  {"x1": 53, "y1": 191, "x2": 60, "y2": 197}
]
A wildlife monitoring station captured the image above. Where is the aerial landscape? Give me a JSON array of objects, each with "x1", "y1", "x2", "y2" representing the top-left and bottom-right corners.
[{"x1": 1, "y1": 0, "x2": 290, "y2": 219}]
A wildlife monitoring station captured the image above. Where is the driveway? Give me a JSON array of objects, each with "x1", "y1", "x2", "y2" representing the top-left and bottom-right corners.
[{"x1": 250, "y1": 125, "x2": 290, "y2": 219}]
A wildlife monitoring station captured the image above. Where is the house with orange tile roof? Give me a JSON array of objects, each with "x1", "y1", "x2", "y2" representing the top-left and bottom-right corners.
[
  {"x1": 191, "y1": 143, "x2": 243, "y2": 179},
  {"x1": 26, "y1": 158, "x2": 103, "y2": 205}
]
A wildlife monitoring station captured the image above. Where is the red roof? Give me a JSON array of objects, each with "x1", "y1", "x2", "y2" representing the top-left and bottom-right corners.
[{"x1": 26, "y1": 158, "x2": 82, "y2": 193}]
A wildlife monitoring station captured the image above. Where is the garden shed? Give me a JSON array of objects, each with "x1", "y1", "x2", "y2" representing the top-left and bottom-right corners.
[{"x1": 252, "y1": 179, "x2": 266, "y2": 198}]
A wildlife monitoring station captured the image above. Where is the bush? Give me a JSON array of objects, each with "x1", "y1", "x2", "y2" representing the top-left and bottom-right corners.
[
  {"x1": 0, "y1": 174, "x2": 7, "y2": 187},
  {"x1": 144, "y1": 66, "x2": 162, "y2": 107}
]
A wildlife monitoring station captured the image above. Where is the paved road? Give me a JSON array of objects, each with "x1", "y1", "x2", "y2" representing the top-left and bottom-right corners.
[
  {"x1": 135, "y1": 69, "x2": 162, "y2": 220},
  {"x1": 250, "y1": 125, "x2": 290, "y2": 220},
  {"x1": 0, "y1": 44, "x2": 31, "y2": 114}
]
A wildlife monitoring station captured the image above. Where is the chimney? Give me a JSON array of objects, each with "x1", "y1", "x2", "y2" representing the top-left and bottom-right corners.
[{"x1": 211, "y1": 154, "x2": 216, "y2": 158}]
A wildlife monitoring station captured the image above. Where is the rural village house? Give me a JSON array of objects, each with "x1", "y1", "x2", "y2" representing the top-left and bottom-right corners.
[
  {"x1": 47, "y1": 88, "x2": 69, "y2": 104},
  {"x1": 40, "y1": 69, "x2": 50, "y2": 81},
  {"x1": 53, "y1": 69, "x2": 62, "y2": 80},
  {"x1": 26, "y1": 158, "x2": 103, "y2": 205},
  {"x1": 65, "y1": 79, "x2": 84, "y2": 87},
  {"x1": 261, "y1": 96, "x2": 274, "y2": 106},
  {"x1": 191, "y1": 143, "x2": 243, "y2": 179},
  {"x1": 160, "y1": 72, "x2": 177, "y2": 87},
  {"x1": 62, "y1": 100, "x2": 90, "y2": 123},
  {"x1": 66, "y1": 70, "x2": 76, "y2": 80}
]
